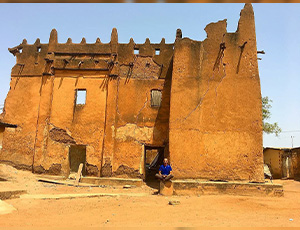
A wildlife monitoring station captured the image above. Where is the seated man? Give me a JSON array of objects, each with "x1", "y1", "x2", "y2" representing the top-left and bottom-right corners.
[{"x1": 155, "y1": 158, "x2": 174, "y2": 181}]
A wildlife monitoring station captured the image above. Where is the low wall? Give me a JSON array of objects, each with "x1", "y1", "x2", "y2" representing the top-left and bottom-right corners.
[{"x1": 172, "y1": 180, "x2": 284, "y2": 197}]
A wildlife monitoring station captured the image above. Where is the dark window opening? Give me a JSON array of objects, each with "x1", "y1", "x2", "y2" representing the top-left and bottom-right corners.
[
  {"x1": 151, "y1": 89, "x2": 162, "y2": 107},
  {"x1": 37, "y1": 47, "x2": 41, "y2": 52},
  {"x1": 76, "y1": 89, "x2": 86, "y2": 105},
  {"x1": 155, "y1": 49, "x2": 160, "y2": 55},
  {"x1": 134, "y1": 48, "x2": 139, "y2": 55}
]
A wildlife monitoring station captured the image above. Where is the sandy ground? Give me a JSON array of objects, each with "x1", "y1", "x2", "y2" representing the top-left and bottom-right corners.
[{"x1": 0, "y1": 164, "x2": 300, "y2": 227}]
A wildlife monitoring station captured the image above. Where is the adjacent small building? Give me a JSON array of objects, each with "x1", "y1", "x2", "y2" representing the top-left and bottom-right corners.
[{"x1": 264, "y1": 147, "x2": 300, "y2": 180}]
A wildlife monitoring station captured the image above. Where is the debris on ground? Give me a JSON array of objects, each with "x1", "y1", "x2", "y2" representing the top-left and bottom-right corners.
[
  {"x1": 0, "y1": 200, "x2": 16, "y2": 215},
  {"x1": 169, "y1": 200, "x2": 180, "y2": 205},
  {"x1": 123, "y1": 185, "x2": 136, "y2": 189}
]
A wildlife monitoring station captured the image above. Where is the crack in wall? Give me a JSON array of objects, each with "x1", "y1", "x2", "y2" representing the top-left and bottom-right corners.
[
  {"x1": 179, "y1": 41, "x2": 227, "y2": 122},
  {"x1": 115, "y1": 76, "x2": 122, "y2": 120},
  {"x1": 213, "y1": 41, "x2": 226, "y2": 71},
  {"x1": 210, "y1": 52, "x2": 227, "y2": 119},
  {"x1": 135, "y1": 93, "x2": 149, "y2": 124},
  {"x1": 236, "y1": 41, "x2": 247, "y2": 74}
]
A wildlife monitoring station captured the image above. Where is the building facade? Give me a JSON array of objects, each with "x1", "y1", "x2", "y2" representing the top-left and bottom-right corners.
[
  {"x1": 264, "y1": 147, "x2": 300, "y2": 180},
  {"x1": 0, "y1": 4, "x2": 264, "y2": 182}
]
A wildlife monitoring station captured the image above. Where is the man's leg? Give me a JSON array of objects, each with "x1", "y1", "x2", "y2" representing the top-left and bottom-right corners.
[
  {"x1": 164, "y1": 174, "x2": 174, "y2": 181},
  {"x1": 155, "y1": 173, "x2": 164, "y2": 180}
]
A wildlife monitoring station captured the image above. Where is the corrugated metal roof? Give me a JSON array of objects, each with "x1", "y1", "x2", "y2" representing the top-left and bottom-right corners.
[{"x1": 264, "y1": 147, "x2": 300, "y2": 151}]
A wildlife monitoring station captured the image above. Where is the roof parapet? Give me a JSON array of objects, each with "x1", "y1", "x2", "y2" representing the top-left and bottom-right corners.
[
  {"x1": 48, "y1": 28, "x2": 58, "y2": 52},
  {"x1": 176, "y1": 28, "x2": 182, "y2": 41},
  {"x1": 110, "y1": 28, "x2": 118, "y2": 53}
]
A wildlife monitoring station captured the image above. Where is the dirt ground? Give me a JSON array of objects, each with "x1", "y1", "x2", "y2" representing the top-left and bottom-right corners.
[{"x1": 0, "y1": 164, "x2": 300, "y2": 228}]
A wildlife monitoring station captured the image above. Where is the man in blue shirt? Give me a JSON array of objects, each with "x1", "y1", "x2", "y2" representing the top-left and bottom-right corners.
[{"x1": 155, "y1": 158, "x2": 174, "y2": 181}]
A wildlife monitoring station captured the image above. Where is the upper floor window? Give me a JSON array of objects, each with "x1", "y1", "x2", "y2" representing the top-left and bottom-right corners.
[
  {"x1": 151, "y1": 89, "x2": 162, "y2": 107},
  {"x1": 76, "y1": 89, "x2": 86, "y2": 105}
]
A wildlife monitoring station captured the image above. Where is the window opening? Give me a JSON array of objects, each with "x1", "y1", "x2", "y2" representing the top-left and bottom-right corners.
[
  {"x1": 76, "y1": 89, "x2": 86, "y2": 105},
  {"x1": 151, "y1": 89, "x2": 162, "y2": 107}
]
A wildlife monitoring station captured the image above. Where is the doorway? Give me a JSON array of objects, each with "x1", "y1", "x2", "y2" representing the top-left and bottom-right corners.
[
  {"x1": 69, "y1": 145, "x2": 86, "y2": 176},
  {"x1": 282, "y1": 152, "x2": 293, "y2": 179},
  {"x1": 144, "y1": 146, "x2": 164, "y2": 188}
]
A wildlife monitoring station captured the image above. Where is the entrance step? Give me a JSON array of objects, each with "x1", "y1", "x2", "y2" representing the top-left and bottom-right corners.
[
  {"x1": 0, "y1": 189, "x2": 27, "y2": 200},
  {"x1": 172, "y1": 180, "x2": 284, "y2": 197}
]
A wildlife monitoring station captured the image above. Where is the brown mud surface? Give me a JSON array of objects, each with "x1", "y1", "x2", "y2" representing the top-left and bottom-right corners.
[{"x1": 0, "y1": 164, "x2": 300, "y2": 227}]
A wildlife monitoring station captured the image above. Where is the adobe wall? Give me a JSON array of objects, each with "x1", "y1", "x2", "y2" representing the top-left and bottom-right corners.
[
  {"x1": 0, "y1": 77, "x2": 41, "y2": 170},
  {"x1": 263, "y1": 149, "x2": 282, "y2": 179},
  {"x1": 1, "y1": 4, "x2": 263, "y2": 181},
  {"x1": 291, "y1": 148, "x2": 300, "y2": 180},
  {"x1": 169, "y1": 4, "x2": 264, "y2": 181},
  {"x1": 31, "y1": 76, "x2": 108, "y2": 176},
  {"x1": 101, "y1": 38, "x2": 173, "y2": 178},
  {"x1": 102, "y1": 76, "x2": 171, "y2": 178},
  {"x1": 0, "y1": 127, "x2": 4, "y2": 149},
  {"x1": 0, "y1": 27, "x2": 173, "y2": 177},
  {"x1": 264, "y1": 148, "x2": 300, "y2": 180}
]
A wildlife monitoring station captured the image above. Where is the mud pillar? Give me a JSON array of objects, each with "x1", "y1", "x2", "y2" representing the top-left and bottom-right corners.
[{"x1": 159, "y1": 180, "x2": 174, "y2": 196}]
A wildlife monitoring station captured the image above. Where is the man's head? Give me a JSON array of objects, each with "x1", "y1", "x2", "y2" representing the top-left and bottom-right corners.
[{"x1": 163, "y1": 158, "x2": 168, "y2": 166}]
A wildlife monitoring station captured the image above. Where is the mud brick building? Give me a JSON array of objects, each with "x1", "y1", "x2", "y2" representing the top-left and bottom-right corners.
[
  {"x1": 0, "y1": 4, "x2": 264, "y2": 182},
  {"x1": 264, "y1": 147, "x2": 300, "y2": 180}
]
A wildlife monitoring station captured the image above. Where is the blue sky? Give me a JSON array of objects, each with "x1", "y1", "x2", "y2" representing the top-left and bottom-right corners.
[{"x1": 0, "y1": 3, "x2": 299, "y2": 147}]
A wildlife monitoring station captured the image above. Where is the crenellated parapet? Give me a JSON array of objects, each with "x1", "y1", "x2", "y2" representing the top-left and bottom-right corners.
[{"x1": 8, "y1": 28, "x2": 174, "y2": 79}]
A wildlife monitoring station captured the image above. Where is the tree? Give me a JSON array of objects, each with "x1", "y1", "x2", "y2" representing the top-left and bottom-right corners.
[{"x1": 262, "y1": 96, "x2": 281, "y2": 136}]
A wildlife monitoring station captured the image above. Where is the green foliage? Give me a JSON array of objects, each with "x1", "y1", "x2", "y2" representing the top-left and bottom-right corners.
[{"x1": 262, "y1": 96, "x2": 282, "y2": 136}]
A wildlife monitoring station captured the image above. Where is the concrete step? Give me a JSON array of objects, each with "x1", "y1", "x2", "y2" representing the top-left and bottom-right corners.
[
  {"x1": 172, "y1": 180, "x2": 284, "y2": 197},
  {"x1": 80, "y1": 177, "x2": 143, "y2": 187},
  {"x1": 37, "y1": 178, "x2": 99, "y2": 187}
]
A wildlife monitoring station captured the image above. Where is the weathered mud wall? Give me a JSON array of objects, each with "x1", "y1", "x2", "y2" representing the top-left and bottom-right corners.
[
  {"x1": 102, "y1": 50, "x2": 172, "y2": 178},
  {"x1": 102, "y1": 77, "x2": 171, "y2": 178},
  {"x1": 263, "y1": 149, "x2": 282, "y2": 179},
  {"x1": 292, "y1": 148, "x2": 300, "y2": 180},
  {"x1": 1, "y1": 26, "x2": 173, "y2": 178},
  {"x1": 264, "y1": 148, "x2": 300, "y2": 180},
  {"x1": 1, "y1": 4, "x2": 262, "y2": 181},
  {"x1": 0, "y1": 77, "x2": 41, "y2": 170},
  {"x1": 0, "y1": 127, "x2": 4, "y2": 149},
  {"x1": 32, "y1": 76, "x2": 107, "y2": 176},
  {"x1": 169, "y1": 4, "x2": 263, "y2": 181}
]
